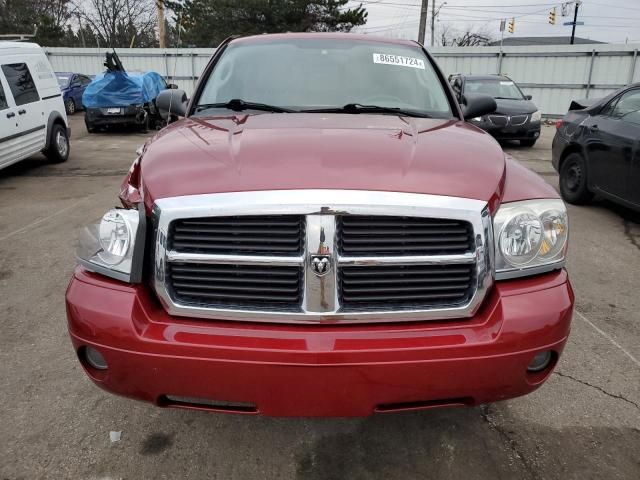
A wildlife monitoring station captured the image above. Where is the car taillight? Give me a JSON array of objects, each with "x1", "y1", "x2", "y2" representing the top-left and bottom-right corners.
[{"x1": 555, "y1": 119, "x2": 564, "y2": 130}]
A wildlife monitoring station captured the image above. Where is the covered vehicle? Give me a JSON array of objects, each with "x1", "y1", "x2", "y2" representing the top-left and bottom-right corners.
[
  {"x1": 83, "y1": 52, "x2": 168, "y2": 132},
  {"x1": 552, "y1": 83, "x2": 640, "y2": 211}
]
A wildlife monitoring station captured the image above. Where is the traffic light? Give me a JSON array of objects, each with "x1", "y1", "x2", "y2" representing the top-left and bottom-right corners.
[
  {"x1": 549, "y1": 7, "x2": 556, "y2": 25},
  {"x1": 508, "y1": 18, "x2": 515, "y2": 33}
]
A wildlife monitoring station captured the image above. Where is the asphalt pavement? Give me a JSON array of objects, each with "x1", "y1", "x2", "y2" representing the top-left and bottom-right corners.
[{"x1": 0, "y1": 115, "x2": 638, "y2": 479}]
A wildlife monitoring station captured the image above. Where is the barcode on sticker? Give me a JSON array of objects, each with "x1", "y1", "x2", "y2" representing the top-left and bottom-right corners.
[{"x1": 373, "y1": 53, "x2": 425, "y2": 70}]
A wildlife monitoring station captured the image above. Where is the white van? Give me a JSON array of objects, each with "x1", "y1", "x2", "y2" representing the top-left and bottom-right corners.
[{"x1": 0, "y1": 42, "x2": 70, "y2": 169}]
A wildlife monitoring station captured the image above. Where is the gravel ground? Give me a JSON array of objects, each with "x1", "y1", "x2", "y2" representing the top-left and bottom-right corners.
[{"x1": 0, "y1": 116, "x2": 638, "y2": 479}]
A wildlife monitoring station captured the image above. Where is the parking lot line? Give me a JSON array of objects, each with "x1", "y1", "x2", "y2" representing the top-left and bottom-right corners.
[
  {"x1": 0, "y1": 196, "x2": 92, "y2": 242},
  {"x1": 575, "y1": 309, "x2": 640, "y2": 368}
]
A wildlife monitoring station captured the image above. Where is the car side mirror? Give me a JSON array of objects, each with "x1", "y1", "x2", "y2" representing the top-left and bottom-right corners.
[
  {"x1": 460, "y1": 93, "x2": 496, "y2": 121},
  {"x1": 525, "y1": 94, "x2": 533, "y2": 100},
  {"x1": 157, "y1": 89, "x2": 188, "y2": 119}
]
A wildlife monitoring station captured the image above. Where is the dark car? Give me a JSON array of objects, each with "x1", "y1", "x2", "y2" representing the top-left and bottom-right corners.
[
  {"x1": 552, "y1": 84, "x2": 640, "y2": 211},
  {"x1": 55, "y1": 72, "x2": 91, "y2": 115},
  {"x1": 449, "y1": 74, "x2": 541, "y2": 147}
]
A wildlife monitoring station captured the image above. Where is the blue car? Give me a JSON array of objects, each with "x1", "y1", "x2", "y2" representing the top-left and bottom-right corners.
[{"x1": 56, "y1": 72, "x2": 92, "y2": 115}]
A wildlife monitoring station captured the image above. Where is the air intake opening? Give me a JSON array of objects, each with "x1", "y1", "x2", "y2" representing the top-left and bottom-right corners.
[
  {"x1": 375, "y1": 397, "x2": 473, "y2": 413},
  {"x1": 159, "y1": 395, "x2": 258, "y2": 414}
]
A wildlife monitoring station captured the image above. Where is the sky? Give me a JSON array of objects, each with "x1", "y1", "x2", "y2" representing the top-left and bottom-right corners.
[{"x1": 347, "y1": 0, "x2": 640, "y2": 44}]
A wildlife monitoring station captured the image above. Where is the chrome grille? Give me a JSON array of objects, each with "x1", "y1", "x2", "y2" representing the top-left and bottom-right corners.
[
  {"x1": 337, "y1": 215, "x2": 474, "y2": 256},
  {"x1": 170, "y1": 215, "x2": 304, "y2": 255},
  {"x1": 168, "y1": 263, "x2": 303, "y2": 308},
  {"x1": 154, "y1": 190, "x2": 493, "y2": 324},
  {"x1": 339, "y1": 264, "x2": 475, "y2": 308}
]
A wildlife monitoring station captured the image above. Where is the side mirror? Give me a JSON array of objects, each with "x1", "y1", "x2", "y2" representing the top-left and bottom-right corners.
[
  {"x1": 525, "y1": 94, "x2": 533, "y2": 100},
  {"x1": 156, "y1": 89, "x2": 188, "y2": 119},
  {"x1": 461, "y1": 93, "x2": 496, "y2": 121}
]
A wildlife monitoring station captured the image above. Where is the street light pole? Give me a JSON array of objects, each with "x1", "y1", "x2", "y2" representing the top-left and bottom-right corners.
[{"x1": 418, "y1": 0, "x2": 429, "y2": 45}]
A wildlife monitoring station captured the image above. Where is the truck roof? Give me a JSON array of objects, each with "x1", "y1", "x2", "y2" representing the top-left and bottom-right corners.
[{"x1": 231, "y1": 32, "x2": 419, "y2": 48}]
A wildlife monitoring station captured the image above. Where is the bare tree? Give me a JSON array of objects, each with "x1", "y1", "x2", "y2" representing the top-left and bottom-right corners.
[
  {"x1": 439, "y1": 24, "x2": 494, "y2": 47},
  {"x1": 72, "y1": 0, "x2": 158, "y2": 47}
]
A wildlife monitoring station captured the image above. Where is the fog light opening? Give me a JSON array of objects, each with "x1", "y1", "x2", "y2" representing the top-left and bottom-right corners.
[
  {"x1": 80, "y1": 346, "x2": 108, "y2": 370},
  {"x1": 527, "y1": 350, "x2": 553, "y2": 373}
]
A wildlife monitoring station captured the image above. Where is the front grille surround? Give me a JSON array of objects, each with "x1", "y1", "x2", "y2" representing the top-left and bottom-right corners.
[{"x1": 153, "y1": 190, "x2": 494, "y2": 324}]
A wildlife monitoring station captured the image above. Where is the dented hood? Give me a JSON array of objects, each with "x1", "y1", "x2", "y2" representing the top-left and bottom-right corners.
[{"x1": 140, "y1": 113, "x2": 506, "y2": 210}]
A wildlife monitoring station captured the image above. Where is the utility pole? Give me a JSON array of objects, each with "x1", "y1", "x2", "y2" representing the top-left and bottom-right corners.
[
  {"x1": 431, "y1": 0, "x2": 435, "y2": 47},
  {"x1": 418, "y1": 0, "x2": 429, "y2": 45},
  {"x1": 156, "y1": 0, "x2": 166, "y2": 49},
  {"x1": 570, "y1": 1, "x2": 580, "y2": 45}
]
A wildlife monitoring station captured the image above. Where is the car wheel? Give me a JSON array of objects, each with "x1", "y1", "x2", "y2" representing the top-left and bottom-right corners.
[
  {"x1": 559, "y1": 153, "x2": 593, "y2": 205},
  {"x1": 65, "y1": 98, "x2": 76, "y2": 115},
  {"x1": 520, "y1": 139, "x2": 536, "y2": 147},
  {"x1": 44, "y1": 124, "x2": 70, "y2": 163}
]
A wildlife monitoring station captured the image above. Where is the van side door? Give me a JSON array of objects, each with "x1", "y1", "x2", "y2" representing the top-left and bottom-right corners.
[
  {"x1": 0, "y1": 69, "x2": 21, "y2": 168},
  {"x1": 0, "y1": 62, "x2": 46, "y2": 159}
]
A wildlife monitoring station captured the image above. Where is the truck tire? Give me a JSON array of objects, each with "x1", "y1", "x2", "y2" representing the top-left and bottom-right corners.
[
  {"x1": 559, "y1": 152, "x2": 593, "y2": 205},
  {"x1": 44, "y1": 123, "x2": 70, "y2": 163}
]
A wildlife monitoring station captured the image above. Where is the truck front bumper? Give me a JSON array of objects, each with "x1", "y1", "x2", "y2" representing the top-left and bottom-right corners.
[{"x1": 66, "y1": 267, "x2": 573, "y2": 417}]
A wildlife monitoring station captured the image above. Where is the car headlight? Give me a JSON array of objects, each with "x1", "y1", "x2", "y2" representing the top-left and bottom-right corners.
[
  {"x1": 76, "y1": 206, "x2": 146, "y2": 282},
  {"x1": 531, "y1": 110, "x2": 542, "y2": 122},
  {"x1": 494, "y1": 199, "x2": 568, "y2": 279}
]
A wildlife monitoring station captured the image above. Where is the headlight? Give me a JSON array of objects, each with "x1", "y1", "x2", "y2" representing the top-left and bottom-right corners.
[
  {"x1": 494, "y1": 199, "x2": 568, "y2": 279},
  {"x1": 531, "y1": 110, "x2": 542, "y2": 122},
  {"x1": 472, "y1": 116, "x2": 483, "y2": 122},
  {"x1": 77, "y1": 207, "x2": 145, "y2": 282}
]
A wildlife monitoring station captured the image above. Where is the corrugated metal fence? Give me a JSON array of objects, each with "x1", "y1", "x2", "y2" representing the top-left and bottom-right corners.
[{"x1": 44, "y1": 43, "x2": 640, "y2": 116}]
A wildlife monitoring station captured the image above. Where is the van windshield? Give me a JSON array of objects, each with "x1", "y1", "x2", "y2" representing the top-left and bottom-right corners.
[{"x1": 197, "y1": 38, "x2": 453, "y2": 118}]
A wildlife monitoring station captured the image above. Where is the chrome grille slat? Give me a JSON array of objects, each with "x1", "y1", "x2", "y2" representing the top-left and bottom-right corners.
[
  {"x1": 339, "y1": 264, "x2": 474, "y2": 308},
  {"x1": 168, "y1": 263, "x2": 303, "y2": 306},
  {"x1": 337, "y1": 215, "x2": 474, "y2": 256},
  {"x1": 170, "y1": 215, "x2": 304, "y2": 255}
]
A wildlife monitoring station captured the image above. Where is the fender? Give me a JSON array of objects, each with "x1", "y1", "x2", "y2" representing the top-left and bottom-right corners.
[{"x1": 43, "y1": 111, "x2": 70, "y2": 151}]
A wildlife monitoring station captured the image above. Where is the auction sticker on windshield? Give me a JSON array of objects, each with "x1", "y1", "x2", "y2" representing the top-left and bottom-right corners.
[{"x1": 373, "y1": 53, "x2": 425, "y2": 70}]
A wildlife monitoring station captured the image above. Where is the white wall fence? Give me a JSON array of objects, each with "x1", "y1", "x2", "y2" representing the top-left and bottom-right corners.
[{"x1": 44, "y1": 43, "x2": 640, "y2": 117}]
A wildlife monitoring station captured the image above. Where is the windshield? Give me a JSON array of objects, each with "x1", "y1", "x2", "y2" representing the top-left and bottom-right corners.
[
  {"x1": 56, "y1": 74, "x2": 70, "y2": 87},
  {"x1": 197, "y1": 38, "x2": 453, "y2": 118},
  {"x1": 465, "y1": 79, "x2": 524, "y2": 100}
]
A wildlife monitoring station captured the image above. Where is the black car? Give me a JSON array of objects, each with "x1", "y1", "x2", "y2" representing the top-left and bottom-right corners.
[
  {"x1": 552, "y1": 84, "x2": 640, "y2": 211},
  {"x1": 449, "y1": 74, "x2": 541, "y2": 147}
]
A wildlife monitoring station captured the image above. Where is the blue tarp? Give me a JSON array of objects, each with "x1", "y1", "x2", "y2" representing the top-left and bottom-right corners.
[{"x1": 82, "y1": 71, "x2": 166, "y2": 108}]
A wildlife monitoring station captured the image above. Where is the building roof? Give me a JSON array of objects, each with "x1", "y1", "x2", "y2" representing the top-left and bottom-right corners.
[{"x1": 488, "y1": 36, "x2": 604, "y2": 46}]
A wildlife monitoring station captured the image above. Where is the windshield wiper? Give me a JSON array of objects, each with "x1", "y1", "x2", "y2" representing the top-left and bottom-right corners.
[
  {"x1": 195, "y1": 99, "x2": 297, "y2": 113},
  {"x1": 301, "y1": 103, "x2": 431, "y2": 118}
]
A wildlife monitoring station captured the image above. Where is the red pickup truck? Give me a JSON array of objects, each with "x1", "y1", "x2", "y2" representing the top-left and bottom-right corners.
[{"x1": 66, "y1": 33, "x2": 573, "y2": 417}]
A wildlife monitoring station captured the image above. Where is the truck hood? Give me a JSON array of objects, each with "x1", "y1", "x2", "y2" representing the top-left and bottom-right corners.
[{"x1": 141, "y1": 113, "x2": 506, "y2": 210}]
